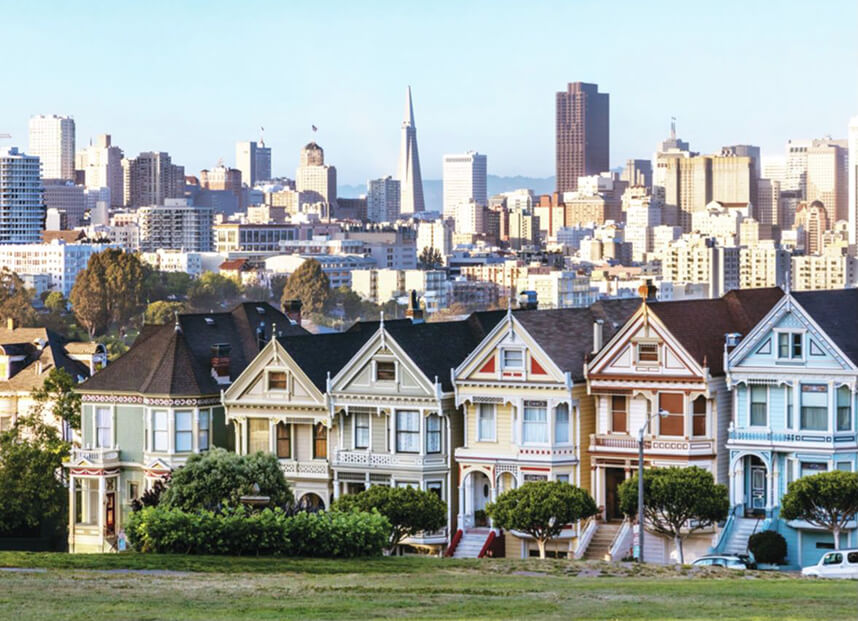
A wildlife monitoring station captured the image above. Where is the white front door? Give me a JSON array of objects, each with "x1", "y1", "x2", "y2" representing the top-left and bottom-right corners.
[{"x1": 750, "y1": 466, "x2": 766, "y2": 512}]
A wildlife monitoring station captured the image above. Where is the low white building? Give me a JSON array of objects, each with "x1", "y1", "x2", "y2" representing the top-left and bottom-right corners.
[
  {"x1": 265, "y1": 254, "x2": 377, "y2": 289},
  {"x1": 140, "y1": 249, "x2": 205, "y2": 276}
]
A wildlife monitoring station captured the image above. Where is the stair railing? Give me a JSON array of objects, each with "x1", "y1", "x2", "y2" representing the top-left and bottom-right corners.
[
  {"x1": 573, "y1": 516, "x2": 599, "y2": 560},
  {"x1": 608, "y1": 518, "x2": 633, "y2": 561}
]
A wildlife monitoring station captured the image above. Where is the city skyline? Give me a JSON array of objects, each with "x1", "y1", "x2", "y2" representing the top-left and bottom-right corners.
[{"x1": 2, "y1": 1, "x2": 857, "y2": 185}]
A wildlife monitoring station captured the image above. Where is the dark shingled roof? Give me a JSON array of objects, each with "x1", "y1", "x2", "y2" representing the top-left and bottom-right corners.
[
  {"x1": 512, "y1": 298, "x2": 642, "y2": 379},
  {"x1": 647, "y1": 287, "x2": 784, "y2": 376},
  {"x1": 80, "y1": 302, "x2": 306, "y2": 396},
  {"x1": 792, "y1": 289, "x2": 858, "y2": 366},
  {"x1": 0, "y1": 326, "x2": 92, "y2": 392}
]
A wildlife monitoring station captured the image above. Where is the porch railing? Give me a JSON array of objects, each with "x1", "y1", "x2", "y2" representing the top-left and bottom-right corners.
[
  {"x1": 573, "y1": 516, "x2": 599, "y2": 560},
  {"x1": 728, "y1": 428, "x2": 856, "y2": 445},
  {"x1": 608, "y1": 518, "x2": 633, "y2": 561},
  {"x1": 69, "y1": 447, "x2": 120, "y2": 466}
]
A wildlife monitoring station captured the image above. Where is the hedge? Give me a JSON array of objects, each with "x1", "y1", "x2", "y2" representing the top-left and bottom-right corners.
[
  {"x1": 126, "y1": 506, "x2": 390, "y2": 557},
  {"x1": 748, "y1": 530, "x2": 787, "y2": 565}
]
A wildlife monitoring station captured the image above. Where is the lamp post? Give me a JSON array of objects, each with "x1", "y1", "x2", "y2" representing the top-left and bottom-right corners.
[{"x1": 637, "y1": 408, "x2": 667, "y2": 563}]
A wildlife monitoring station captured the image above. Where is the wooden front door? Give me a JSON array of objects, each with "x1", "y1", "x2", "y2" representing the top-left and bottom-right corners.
[
  {"x1": 105, "y1": 492, "x2": 116, "y2": 535},
  {"x1": 604, "y1": 468, "x2": 626, "y2": 521}
]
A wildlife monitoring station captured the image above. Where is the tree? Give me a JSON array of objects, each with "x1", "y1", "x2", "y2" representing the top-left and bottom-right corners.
[
  {"x1": 160, "y1": 448, "x2": 293, "y2": 511},
  {"x1": 270, "y1": 274, "x2": 288, "y2": 303},
  {"x1": 418, "y1": 247, "x2": 443, "y2": 270},
  {"x1": 144, "y1": 301, "x2": 185, "y2": 325},
  {"x1": 333, "y1": 485, "x2": 446, "y2": 550},
  {"x1": 43, "y1": 291, "x2": 66, "y2": 314},
  {"x1": 69, "y1": 249, "x2": 145, "y2": 337},
  {"x1": 780, "y1": 470, "x2": 858, "y2": 551},
  {"x1": 281, "y1": 259, "x2": 330, "y2": 315},
  {"x1": 142, "y1": 268, "x2": 193, "y2": 303},
  {"x1": 187, "y1": 272, "x2": 242, "y2": 311},
  {"x1": 487, "y1": 481, "x2": 598, "y2": 559},
  {"x1": 29, "y1": 367, "x2": 81, "y2": 435},
  {"x1": 618, "y1": 466, "x2": 729, "y2": 564},
  {"x1": 0, "y1": 415, "x2": 68, "y2": 535},
  {"x1": 0, "y1": 268, "x2": 37, "y2": 327}
]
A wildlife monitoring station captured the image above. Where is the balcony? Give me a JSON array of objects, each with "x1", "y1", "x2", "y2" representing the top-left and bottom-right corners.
[
  {"x1": 727, "y1": 428, "x2": 857, "y2": 449},
  {"x1": 68, "y1": 447, "x2": 120, "y2": 468},
  {"x1": 279, "y1": 460, "x2": 329, "y2": 479},
  {"x1": 332, "y1": 450, "x2": 447, "y2": 470},
  {"x1": 589, "y1": 434, "x2": 716, "y2": 456}
]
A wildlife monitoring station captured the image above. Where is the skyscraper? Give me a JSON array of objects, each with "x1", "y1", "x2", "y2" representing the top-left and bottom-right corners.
[
  {"x1": 0, "y1": 147, "x2": 45, "y2": 244},
  {"x1": 296, "y1": 142, "x2": 336, "y2": 215},
  {"x1": 442, "y1": 151, "x2": 487, "y2": 220},
  {"x1": 75, "y1": 134, "x2": 124, "y2": 207},
  {"x1": 849, "y1": 116, "x2": 858, "y2": 245},
  {"x1": 396, "y1": 86, "x2": 425, "y2": 214},
  {"x1": 555, "y1": 82, "x2": 609, "y2": 194},
  {"x1": 806, "y1": 140, "x2": 848, "y2": 223},
  {"x1": 28, "y1": 114, "x2": 75, "y2": 181},
  {"x1": 236, "y1": 140, "x2": 272, "y2": 188},
  {"x1": 123, "y1": 152, "x2": 185, "y2": 208},
  {"x1": 367, "y1": 176, "x2": 401, "y2": 222},
  {"x1": 256, "y1": 138, "x2": 272, "y2": 183}
]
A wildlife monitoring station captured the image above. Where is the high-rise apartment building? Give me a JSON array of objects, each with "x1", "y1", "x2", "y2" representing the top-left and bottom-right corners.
[
  {"x1": 806, "y1": 140, "x2": 848, "y2": 222},
  {"x1": 442, "y1": 151, "x2": 487, "y2": 220},
  {"x1": 123, "y1": 152, "x2": 185, "y2": 208},
  {"x1": 137, "y1": 198, "x2": 213, "y2": 252},
  {"x1": 367, "y1": 176, "x2": 401, "y2": 222},
  {"x1": 43, "y1": 180, "x2": 86, "y2": 228},
  {"x1": 660, "y1": 234, "x2": 739, "y2": 298},
  {"x1": 397, "y1": 86, "x2": 425, "y2": 214},
  {"x1": 0, "y1": 147, "x2": 45, "y2": 244},
  {"x1": 849, "y1": 116, "x2": 858, "y2": 245},
  {"x1": 555, "y1": 82, "x2": 609, "y2": 194},
  {"x1": 295, "y1": 142, "x2": 336, "y2": 214},
  {"x1": 75, "y1": 134, "x2": 124, "y2": 207},
  {"x1": 28, "y1": 115, "x2": 75, "y2": 181}
]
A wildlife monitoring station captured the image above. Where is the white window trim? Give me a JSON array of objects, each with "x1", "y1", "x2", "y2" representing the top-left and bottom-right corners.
[
  {"x1": 748, "y1": 384, "x2": 768, "y2": 428},
  {"x1": 94, "y1": 405, "x2": 114, "y2": 449},
  {"x1": 353, "y1": 412, "x2": 370, "y2": 450},
  {"x1": 553, "y1": 404, "x2": 572, "y2": 445},
  {"x1": 774, "y1": 329, "x2": 806, "y2": 363},
  {"x1": 634, "y1": 340, "x2": 660, "y2": 366},
  {"x1": 266, "y1": 368, "x2": 289, "y2": 392},
  {"x1": 522, "y1": 404, "x2": 549, "y2": 446},
  {"x1": 500, "y1": 348, "x2": 524, "y2": 371},
  {"x1": 373, "y1": 358, "x2": 397, "y2": 383},
  {"x1": 476, "y1": 403, "x2": 497, "y2": 442}
]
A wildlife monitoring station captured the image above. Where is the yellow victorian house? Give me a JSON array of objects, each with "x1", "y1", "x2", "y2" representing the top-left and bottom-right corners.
[{"x1": 451, "y1": 299, "x2": 639, "y2": 558}]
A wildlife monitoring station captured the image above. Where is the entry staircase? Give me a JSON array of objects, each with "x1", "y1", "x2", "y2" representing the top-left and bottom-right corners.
[
  {"x1": 581, "y1": 522, "x2": 622, "y2": 561},
  {"x1": 452, "y1": 528, "x2": 493, "y2": 558},
  {"x1": 720, "y1": 516, "x2": 761, "y2": 556}
]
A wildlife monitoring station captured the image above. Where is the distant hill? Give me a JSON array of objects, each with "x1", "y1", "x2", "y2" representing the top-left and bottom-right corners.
[{"x1": 337, "y1": 175, "x2": 556, "y2": 212}]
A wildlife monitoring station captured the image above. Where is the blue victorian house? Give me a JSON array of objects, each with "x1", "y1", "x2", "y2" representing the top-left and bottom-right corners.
[{"x1": 718, "y1": 289, "x2": 858, "y2": 566}]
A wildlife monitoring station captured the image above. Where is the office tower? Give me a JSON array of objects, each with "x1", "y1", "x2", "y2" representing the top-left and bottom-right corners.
[
  {"x1": 555, "y1": 82, "x2": 609, "y2": 194},
  {"x1": 849, "y1": 116, "x2": 858, "y2": 244},
  {"x1": 722, "y1": 145, "x2": 761, "y2": 181},
  {"x1": 795, "y1": 200, "x2": 829, "y2": 255},
  {"x1": 43, "y1": 180, "x2": 86, "y2": 228},
  {"x1": 711, "y1": 152, "x2": 756, "y2": 211},
  {"x1": 28, "y1": 115, "x2": 75, "y2": 181},
  {"x1": 660, "y1": 154, "x2": 709, "y2": 232},
  {"x1": 256, "y1": 138, "x2": 271, "y2": 183},
  {"x1": 784, "y1": 139, "x2": 812, "y2": 195},
  {"x1": 397, "y1": 86, "x2": 425, "y2": 214},
  {"x1": 236, "y1": 141, "x2": 257, "y2": 187},
  {"x1": 806, "y1": 140, "x2": 848, "y2": 222},
  {"x1": 295, "y1": 142, "x2": 336, "y2": 214},
  {"x1": 756, "y1": 178, "x2": 781, "y2": 229},
  {"x1": 367, "y1": 176, "x2": 401, "y2": 222},
  {"x1": 621, "y1": 159, "x2": 652, "y2": 188},
  {"x1": 137, "y1": 198, "x2": 213, "y2": 252},
  {"x1": 124, "y1": 152, "x2": 185, "y2": 208},
  {"x1": 442, "y1": 151, "x2": 487, "y2": 220},
  {"x1": 761, "y1": 156, "x2": 786, "y2": 185},
  {"x1": 0, "y1": 147, "x2": 45, "y2": 243},
  {"x1": 75, "y1": 134, "x2": 124, "y2": 207}
]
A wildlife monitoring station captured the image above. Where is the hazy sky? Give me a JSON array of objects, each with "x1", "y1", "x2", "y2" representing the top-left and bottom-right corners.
[{"x1": 3, "y1": 0, "x2": 857, "y2": 184}]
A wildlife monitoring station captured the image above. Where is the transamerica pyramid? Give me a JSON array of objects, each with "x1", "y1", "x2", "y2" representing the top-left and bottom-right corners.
[{"x1": 396, "y1": 85, "x2": 425, "y2": 214}]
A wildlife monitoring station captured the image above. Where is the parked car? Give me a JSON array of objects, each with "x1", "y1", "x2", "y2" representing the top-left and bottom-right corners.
[
  {"x1": 801, "y1": 550, "x2": 858, "y2": 579},
  {"x1": 691, "y1": 555, "x2": 753, "y2": 569}
]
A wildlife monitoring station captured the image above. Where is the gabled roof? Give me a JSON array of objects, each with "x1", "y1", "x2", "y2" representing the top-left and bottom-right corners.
[
  {"x1": 80, "y1": 302, "x2": 303, "y2": 397},
  {"x1": 0, "y1": 326, "x2": 92, "y2": 393},
  {"x1": 647, "y1": 287, "x2": 783, "y2": 376},
  {"x1": 792, "y1": 289, "x2": 858, "y2": 367}
]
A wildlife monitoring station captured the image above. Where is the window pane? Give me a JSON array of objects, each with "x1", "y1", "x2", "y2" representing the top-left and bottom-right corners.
[
  {"x1": 96, "y1": 407, "x2": 112, "y2": 448},
  {"x1": 778, "y1": 333, "x2": 789, "y2": 358},
  {"x1": 355, "y1": 413, "x2": 369, "y2": 448},
  {"x1": 611, "y1": 396, "x2": 627, "y2": 433},
  {"x1": 478, "y1": 404, "x2": 495, "y2": 441},
  {"x1": 313, "y1": 423, "x2": 327, "y2": 459},
  {"x1": 801, "y1": 407, "x2": 827, "y2": 431},
  {"x1": 792, "y1": 333, "x2": 802, "y2": 358},
  {"x1": 750, "y1": 386, "x2": 767, "y2": 426},
  {"x1": 153, "y1": 410, "x2": 168, "y2": 452},
  {"x1": 638, "y1": 343, "x2": 658, "y2": 362},
  {"x1": 396, "y1": 411, "x2": 419, "y2": 452},
  {"x1": 554, "y1": 404, "x2": 569, "y2": 443},
  {"x1": 523, "y1": 407, "x2": 547, "y2": 443},
  {"x1": 786, "y1": 387, "x2": 793, "y2": 428},
  {"x1": 503, "y1": 349, "x2": 523, "y2": 368},
  {"x1": 268, "y1": 371, "x2": 287, "y2": 390},
  {"x1": 248, "y1": 419, "x2": 269, "y2": 453},
  {"x1": 198, "y1": 411, "x2": 209, "y2": 451},
  {"x1": 276, "y1": 422, "x2": 290, "y2": 458},
  {"x1": 376, "y1": 361, "x2": 396, "y2": 381},
  {"x1": 659, "y1": 395, "x2": 684, "y2": 436},
  {"x1": 693, "y1": 396, "x2": 707, "y2": 436},
  {"x1": 426, "y1": 414, "x2": 441, "y2": 453},
  {"x1": 837, "y1": 387, "x2": 851, "y2": 431}
]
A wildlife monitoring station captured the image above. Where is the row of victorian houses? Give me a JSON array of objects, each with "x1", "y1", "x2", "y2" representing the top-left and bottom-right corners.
[{"x1": 65, "y1": 287, "x2": 858, "y2": 567}]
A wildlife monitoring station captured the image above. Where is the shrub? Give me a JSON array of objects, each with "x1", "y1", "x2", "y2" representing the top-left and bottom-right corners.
[
  {"x1": 126, "y1": 505, "x2": 389, "y2": 557},
  {"x1": 748, "y1": 530, "x2": 787, "y2": 564}
]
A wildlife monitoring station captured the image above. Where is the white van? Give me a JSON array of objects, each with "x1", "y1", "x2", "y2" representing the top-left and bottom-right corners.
[{"x1": 801, "y1": 549, "x2": 858, "y2": 578}]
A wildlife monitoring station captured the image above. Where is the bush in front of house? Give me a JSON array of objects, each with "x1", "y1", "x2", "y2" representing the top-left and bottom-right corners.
[
  {"x1": 126, "y1": 505, "x2": 390, "y2": 557},
  {"x1": 748, "y1": 530, "x2": 787, "y2": 565}
]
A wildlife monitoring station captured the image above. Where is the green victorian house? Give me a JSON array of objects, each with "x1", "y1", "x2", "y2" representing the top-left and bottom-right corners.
[{"x1": 66, "y1": 302, "x2": 307, "y2": 552}]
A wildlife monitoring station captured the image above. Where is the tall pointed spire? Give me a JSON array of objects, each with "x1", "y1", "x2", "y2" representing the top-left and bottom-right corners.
[{"x1": 397, "y1": 85, "x2": 425, "y2": 215}]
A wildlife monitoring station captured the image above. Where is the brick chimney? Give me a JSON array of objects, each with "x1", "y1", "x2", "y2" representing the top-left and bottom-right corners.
[
  {"x1": 638, "y1": 279, "x2": 658, "y2": 303},
  {"x1": 282, "y1": 300, "x2": 302, "y2": 326},
  {"x1": 210, "y1": 343, "x2": 232, "y2": 384},
  {"x1": 6, "y1": 317, "x2": 16, "y2": 330},
  {"x1": 405, "y1": 290, "x2": 424, "y2": 323}
]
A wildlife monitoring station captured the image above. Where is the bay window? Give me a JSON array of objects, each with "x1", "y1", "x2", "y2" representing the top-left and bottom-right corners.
[
  {"x1": 658, "y1": 393, "x2": 684, "y2": 436},
  {"x1": 554, "y1": 403, "x2": 569, "y2": 443},
  {"x1": 175, "y1": 410, "x2": 193, "y2": 452},
  {"x1": 354, "y1": 413, "x2": 370, "y2": 449},
  {"x1": 95, "y1": 407, "x2": 113, "y2": 448},
  {"x1": 313, "y1": 423, "x2": 327, "y2": 459},
  {"x1": 276, "y1": 422, "x2": 291, "y2": 458},
  {"x1": 611, "y1": 396, "x2": 627, "y2": 433},
  {"x1": 477, "y1": 403, "x2": 496, "y2": 441},
  {"x1": 800, "y1": 385, "x2": 828, "y2": 431},
  {"x1": 749, "y1": 385, "x2": 767, "y2": 427},
  {"x1": 523, "y1": 401, "x2": 548, "y2": 443},
  {"x1": 74, "y1": 478, "x2": 99, "y2": 525},
  {"x1": 786, "y1": 386, "x2": 793, "y2": 428},
  {"x1": 426, "y1": 414, "x2": 441, "y2": 453},
  {"x1": 152, "y1": 410, "x2": 168, "y2": 452},
  {"x1": 248, "y1": 418, "x2": 269, "y2": 453},
  {"x1": 396, "y1": 411, "x2": 419, "y2": 453},
  {"x1": 837, "y1": 386, "x2": 852, "y2": 432},
  {"x1": 198, "y1": 410, "x2": 210, "y2": 451}
]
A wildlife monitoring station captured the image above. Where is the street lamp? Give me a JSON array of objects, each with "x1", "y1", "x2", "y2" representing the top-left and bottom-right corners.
[{"x1": 637, "y1": 408, "x2": 668, "y2": 563}]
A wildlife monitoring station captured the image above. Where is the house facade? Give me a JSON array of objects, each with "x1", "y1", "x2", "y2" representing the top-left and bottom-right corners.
[
  {"x1": 66, "y1": 303, "x2": 304, "y2": 552},
  {"x1": 452, "y1": 300, "x2": 639, "y2": 558},
  {"x1": 722, "y1": 289, "x2": 858, "y2": 566},
  {"x1": 585, "y1": 287, "x2": 782, "y2": 563}
]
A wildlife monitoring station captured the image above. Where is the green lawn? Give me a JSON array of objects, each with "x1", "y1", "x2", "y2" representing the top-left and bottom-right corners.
[{"x1": 0, "y1": 553, "x2": 851, "y2": 620}]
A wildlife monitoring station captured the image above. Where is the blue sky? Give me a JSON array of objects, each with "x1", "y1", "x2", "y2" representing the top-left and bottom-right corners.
[{"x1": 3, "y1": 0, "x2": 856, "y2": 184}]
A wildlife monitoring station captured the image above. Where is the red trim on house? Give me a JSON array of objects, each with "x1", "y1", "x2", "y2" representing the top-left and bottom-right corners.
[
  {"x1": 445, "y1": 529, "x2": 463, "y2": 557},
  {"x1": 478, "y1": 356, "x2": 496, "y2": 374},
  {"x1": 530, "y1": 357, "x2": 547, "y2": 375}
]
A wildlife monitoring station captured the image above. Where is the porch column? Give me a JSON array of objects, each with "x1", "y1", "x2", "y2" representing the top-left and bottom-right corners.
[
  {"x1": 333, "y1": 475, "x2": 340, "y2": 500},
  {"x1": 233, "y1": 421, "x2": 241, "y2": 455},
  {"x1": 770, "y1": 457, "x2": 779, "y2": 511},
  {"x1": 733, "y1": 459, "x2": 745, "y2": 507},
  {"x1": 98, "y1": 476, "x2": 106, "y2": 549},
  {"x1": 269, "y1": 419, "x2": 277, "y2": 455},
  {"x1": 68, "y1": 474, "x2": 76, "y2": 553},
  {"x1": 458, "y1": 470, "x2": 466, "y2": 529},
  {"x1": 241, "y1": 418, "x2": 248, "y2": 454},
  {"x1": 419, "y1": 409, "x2": 426, "y2": 456}
]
